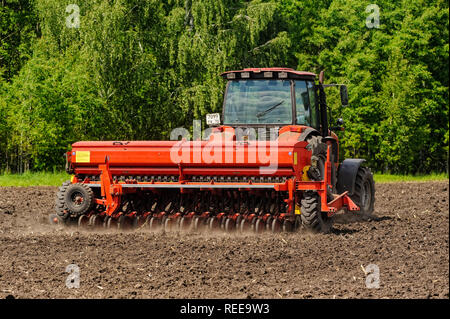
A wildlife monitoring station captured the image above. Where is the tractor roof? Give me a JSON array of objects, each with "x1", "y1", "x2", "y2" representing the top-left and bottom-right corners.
[{"x1": 221, "y1": 67, "x2": 316, "y2": 80}]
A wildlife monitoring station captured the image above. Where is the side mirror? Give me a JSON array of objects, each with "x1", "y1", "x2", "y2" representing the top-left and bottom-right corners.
[
  {"x1": 206, "y1": 113, "x2": 221, "y2": 127},
  {"x1": 331, "y1": 118, "x2": 345, "y2": 132},
  {"x1": 340, "y1": 85, "x2": 348, "y2": 106},
  {"x1": 319, "y1": 70, "x2": 325, "y2": 84}
]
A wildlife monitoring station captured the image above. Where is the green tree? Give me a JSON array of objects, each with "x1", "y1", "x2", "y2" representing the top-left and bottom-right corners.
[
  {"x1": 296, "y1": 0, "x2": 449, "y2": 174},
  {"x1": 0, "y1": 0, "x2": 38, "y2": 81},
  {"x1": 0, "y1": 0, "x2": 448, "y2": 173}
]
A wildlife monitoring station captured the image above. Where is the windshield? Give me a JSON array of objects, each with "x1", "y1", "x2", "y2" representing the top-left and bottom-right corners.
[{"x1": 223, "y1": 80, "x2": 292, "y2": 125}]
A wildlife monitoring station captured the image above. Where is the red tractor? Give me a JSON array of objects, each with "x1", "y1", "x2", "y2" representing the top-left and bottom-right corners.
[{"x1": 51, "y1": 68, "x2": 375, "y2": 233}]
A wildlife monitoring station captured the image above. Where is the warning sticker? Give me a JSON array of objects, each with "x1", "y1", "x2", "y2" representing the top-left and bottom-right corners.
[{"x1": 75, "y1": 151, "x2": 90, "y2": 163}]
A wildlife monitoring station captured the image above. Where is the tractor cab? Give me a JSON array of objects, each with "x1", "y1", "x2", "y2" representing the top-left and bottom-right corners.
[
  {"x1": 207, "y1": 68, "x2": 348, "y2": 140},
  {"x1": 219, "y1": 68, "x2": 319, "y2": 131}
]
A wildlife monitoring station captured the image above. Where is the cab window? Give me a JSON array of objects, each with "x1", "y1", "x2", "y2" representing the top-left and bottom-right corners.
[
  {"x1": 295, "y1": 80, "x2": 318, "y2": 129},
  {"x1": 223, "y1": 80, "x2": 293, "y2": 125}
]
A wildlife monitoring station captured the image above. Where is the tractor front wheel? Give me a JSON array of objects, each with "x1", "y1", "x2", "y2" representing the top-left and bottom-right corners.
[{"x1": 300, "y1": 191, "x2": 333, "y2": 233}]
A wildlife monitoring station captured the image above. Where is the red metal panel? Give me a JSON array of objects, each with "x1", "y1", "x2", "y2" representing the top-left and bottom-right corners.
[
  {"x1": 73, "y1": 167, "x2": 296, "y2": 177},
  {"x1": 70, "y1": 141, "x2": 308, "y2": 177}
]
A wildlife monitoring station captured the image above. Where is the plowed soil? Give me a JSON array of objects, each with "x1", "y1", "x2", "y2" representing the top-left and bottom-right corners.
[{"x1": 0, "y1": 181, "x2": 448, "y2": 299}]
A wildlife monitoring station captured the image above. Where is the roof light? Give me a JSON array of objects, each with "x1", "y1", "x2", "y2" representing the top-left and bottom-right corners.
[
  {"x1": 278, "y1": 72, "x2": 288, "y2": 79},
  {"x1": 241, "y1": 72, "x2": 250, "y2": 78},
  {"x1": 264, "y1": 72, "x2": 273, "y2": 78},
  {"x1": 227, "y1": 73, "x2": 236, "y2": 79}
]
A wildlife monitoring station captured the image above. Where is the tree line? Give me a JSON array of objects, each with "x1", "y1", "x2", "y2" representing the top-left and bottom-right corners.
[{"x1": 0, "y1": 0, "x2": 448, "y2": 174}]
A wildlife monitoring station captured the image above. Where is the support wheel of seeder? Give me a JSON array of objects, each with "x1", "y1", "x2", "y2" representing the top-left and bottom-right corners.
[
  {"x1": 64, "y1": 183, "x2": 94, "y2": 215},
  {"x1": 54, "y1": 180, "x2": 71, "y2": 221},
  {"x1": 350, "y1": 166, "x2": 375, "y2": 220},
  {"x1": 300, "y1": 191, "x2": 334, "y2": 233}
]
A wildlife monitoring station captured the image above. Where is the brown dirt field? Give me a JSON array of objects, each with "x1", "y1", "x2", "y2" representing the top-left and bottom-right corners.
[{"x1": 0, "y1": 181, "x2": 448, "y2": 299}]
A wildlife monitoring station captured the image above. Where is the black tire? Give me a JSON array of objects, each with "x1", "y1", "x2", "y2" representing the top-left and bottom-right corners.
[
  {"x1": 306, "y1": 135, "x2": 337, "y2": 192},
  {"x1": 55, "y1": 180, "x2": 71, "y2": 219},
  {"x1": 350, "y1": 167, "x2": 375, "y2": 220},
  {"x1": 300, "y1": 191, "x2": 334, "y2": 233},
  {"x1": 306, "y1": 135, "x2": 328, "y2": 159},
  {"x1": 305, "y1": 136, "x2": 327, "y2": 181},
  {"x1": 64, "y1": 183, "x2": 94, "y2": 215}
]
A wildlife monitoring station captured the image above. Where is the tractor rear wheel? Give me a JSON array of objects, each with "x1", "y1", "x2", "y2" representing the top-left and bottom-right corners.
[
  {"x1": 350, "y1": 167, "x2": 375, "y2": 220},
  {"x1": 300, "y1": 191, "x2": 333, "y2": 233}
]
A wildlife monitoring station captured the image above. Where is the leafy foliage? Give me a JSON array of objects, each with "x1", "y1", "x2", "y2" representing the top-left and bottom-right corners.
[{"x1": 0, "y1": 0, "x2": 448, "y2": 174}]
